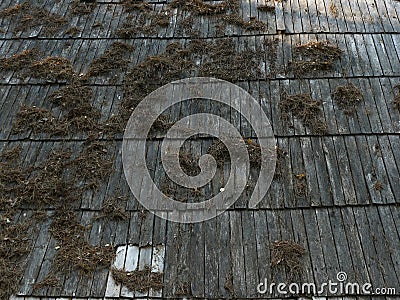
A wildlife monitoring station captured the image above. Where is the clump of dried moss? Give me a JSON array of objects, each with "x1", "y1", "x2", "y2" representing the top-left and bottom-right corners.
[
  {"x1": 170, "y1": 0, "x2": 228, "y2": 15},
  {"x1": 49, "y1": 84, "x2": 93, "y2": 109},
  {"x1": 271, "y1": 240, "x2": 305, "y2": 278},
  {"x1": 49, "y1": 208, "x2": 115, "y2": 275},
  {"x1": 198, "y1": 38, "x2": 264, "y2": 81},
  {"x1": 176, "y1": 15, "x2": 200, "y2": 37},
  {"x1": 331, "y1": 83, "x2": 363, "y2": 115},
  {"x1": 222, "y1": 14, "x2": 266, "y2": 31},
  {"x1": 0, "y1": 146, "x2": 41, "y2": 299},
  {"x1": 0, "y1": 50, "x2": 76, "y2": 82},
  {"x1": 104, "y1": 42, "x2": 193, "y2": 133},
  {"x1": 0, "y1": 48, "x2": 41, "y2": 72},
  {"x1": 116, "y1": 5, "x2": 172, "y2": 38},
  {"x1": 257, "y1": 4, "x2": 276, "y2": 12},
  {"x1": 206, "y1": 138, "x2": 262, "y2": 167},
  {"x1": 0, "y1": 218, "x2": 33, "y2": 299},
  {"x1": 104, "y1": 38, "x2": 265, "y2": 135},
  {"x1": 121, "y1": 0, "x2": 152, "y2": 13},
  {"x1": 280, "y1": 91, "x2": 328, "y2": 135},
  {"x1": 294, "y1": 173, "x2": 308, "y2": 197},
  {"x1": 69, "y1": 0, "x2": 97, "y2": 16},
  {"x1": 48, "y1": 84, "x2": 101, "y2": 134},
  {"x1": 0, "y1": 2, "x2": 67, "y2": 35},
  {"x1": 95, "y1": 196, "x2": 129, "y2": 220},
  {"x1": 28, "y1": 57, "x2": 76, "y2": 82},
  {"x1": 179, "y1": 151, "x2": 201, "y2": 176},
  {"x1": 63, "y1": 26, "x2": 81, "y2": 36},
  {"x1": 12, "y1": 83, "x2": 102, "y2": 136},
  {"x1": 0, "y1": 137, "x2": 117, "y2": 293},
  {"x1": 0, "y1": 146, "x2": 27, "y2": 212},
  {"x1": 12, "y1": 105, "x2": 57, "y2": 135},
  {"x1": 288, "y1": 40, "x2": 342, "y2": 77},
  {"x1": 112, "y1": 266, "x2": 163, "y2": 292},
  {"x1": 86, "y1": 42, "x2": 134, "y2": 77},
  {"x1": 19, "y1": 150, "x2": 78, "y2": 207},
  {"x1": 393, "y1": 84, "x2": 400, "y2": 110}
]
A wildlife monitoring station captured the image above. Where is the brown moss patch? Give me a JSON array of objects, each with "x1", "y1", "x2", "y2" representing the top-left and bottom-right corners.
[
  {"x1": 19, "y1": 151, "x2": 77, "y2": 206},
  {"x1": 179, "y1": 151, "x2": 201, "y2": 176},
  {"x1": 274, "y1": 147, "x2": 288, "y2": 180},
  {"x1": 12, "y1": 83, "x2": 102, "y2": 136},
  {"x1": 257, "y1": 4, "x2": 276, "y2": 12},
  {"x1": 198, "y1": 38, "x2": 264, "y2": 81},
  {"x1": 331, "y1": 83, "x2": 363, "y2": 115},
  {"x1": 49, "y1": 208, "x2": 115, "y2": 275},
  {"x1": 112, "y1": 266, "x2": 163, "y2": 292},
  {"x1": 63, "y1": 26, "x2": 81, "y2": 36},
  {"x1": 288, "y1": 40, "x2": 342, "y2": 77},
  {"x1": 95, "y1": 196, "x2": 129, "y2": 221},
  {"x1": 69, "y1": 0, "x2": 97, "y2": 16},
  {"x1": 12, "y1": 105, "x2": 57, "y2": 135},
  {"x1": 71, "y1": 141, "x2": 114, "y2": 189},
  {"x1": 0, "y1": 2, "x2": 67, "y2": 35},
  {"x1": 0, "y1": 219, "x2": 33, "y2": 299},
  {"x1": 104, "y1": 38, "x2": 265, "y2": 135},
  {"x1": 121, "y1": 0, "x2": 152, "y2": 13},
  {"x1": 86, "y1": 42, "x2": 134, "y2": 77},
  {"x1": 170, "y1": 0, "x2": 228, "y2": 15},
  {"x1": 116, "y1": 6, "x2": 172, "y2": 38},
  {"x1": 28, "y1": 57, "x2": 76, "y2": 82},
  {"x1": 271, "y1": 240, "x2": 305, "y2": 277},
  {"x1": 0, "y1": 137, "x2": 117, "y2": 295},
  {"x1": 0, "y1": 48, "x2": 41, "y2": 72},
  {"x1": 280, "y1": 91, "x2": 328, "y2": 135},
  {"x1": 222, "y1": 14, "x2": 266, "y2": 31},
  {"x1": 206, "y1": 138, "x2": 262, "y2": 167}
]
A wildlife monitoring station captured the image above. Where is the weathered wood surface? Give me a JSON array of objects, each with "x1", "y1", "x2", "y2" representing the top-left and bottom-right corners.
[
  {"x1": 0, "y1": 78, "x2": 399, "y2": 141},
  {"x1": 1, "y1": 0, "x2": 400, "y2": 299},
  {"x1": 0, "y1": 0, "x2": 399, "y2": 39},
  {"x1": 6, "y1": 206, "x2": 399, "y2": 298},
  {"x1": 0, "y1": 34, "x2": 399, "y2": 85}
]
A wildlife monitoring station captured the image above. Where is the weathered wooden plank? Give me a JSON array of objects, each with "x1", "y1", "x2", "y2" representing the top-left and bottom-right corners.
[
  {"x1": 328, "y1": 207, "x2": 369, "y2": 284},
  {"x1": 315, "y1": 209, "x2": 341, "y2": 279},
  {"x1": 357, "y1": 78, "x2": 382, "y2": 134},
  {"x1": 104, "y1": 245, "x2": 126, "y2": 297},
  {"x1": 253, "y1": 210, "x2": 271, "y2": 291},
  {"x1": 353, "y1": 207, "x2": 394, "y2": 286},
  {"x1": 162, "y1": 220, "x2": 179, "y2": 297},
  {"x1": 300, "y1": 137, "x2": 321, "y2": 206},
  {"x1": 363, "y1": 34, "x2": 384, "y2": 76},
  {"x1": 377, "y1": 205, "x2": 400, "y2": 283},
  {"x1": 228, "y1": 210, "x2": 246, "y2": 297},
  {"x1": 328, "y1": 208, "x2": 361, "y2": 280},
  {"x1": 265, "y1": 210, "x2": 285, "y2": 293},
  {"x1": 289, "y1": 137, "x2": 311, "y2": 207},
  {"x1": 241, "y1": 211, "x2": 259, "y2": 297},
  {"x1": 332, "y1": 136, "x2": 358, "y2": 204},
  {"x1": 387, "y1": 134, "x2": 400, "y2": 203},
  {"x1": 344, "y1": 136, "x2": 370, "y2": 205},
  {"x1": 355, "y1": 34, "x2": 377, "y2": 76},
  {"x1": 365, "y1": 135, "x2": 396, "y2": 203},
  {"x1": 350, "y1": 207, "x2": 386, "y2": 288},
  {"x1": 303, "y1": 209, "x2": 328, "y2": 294},
  {"x1": 204, "y1": 217, "x2": 218, "y2": 297},
  {"x1": 367, "y1": 205, "x2": 400, "y2": 288},
  {"x1": 377, "y1": 135, "x2": 400, "y2": 201}
]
